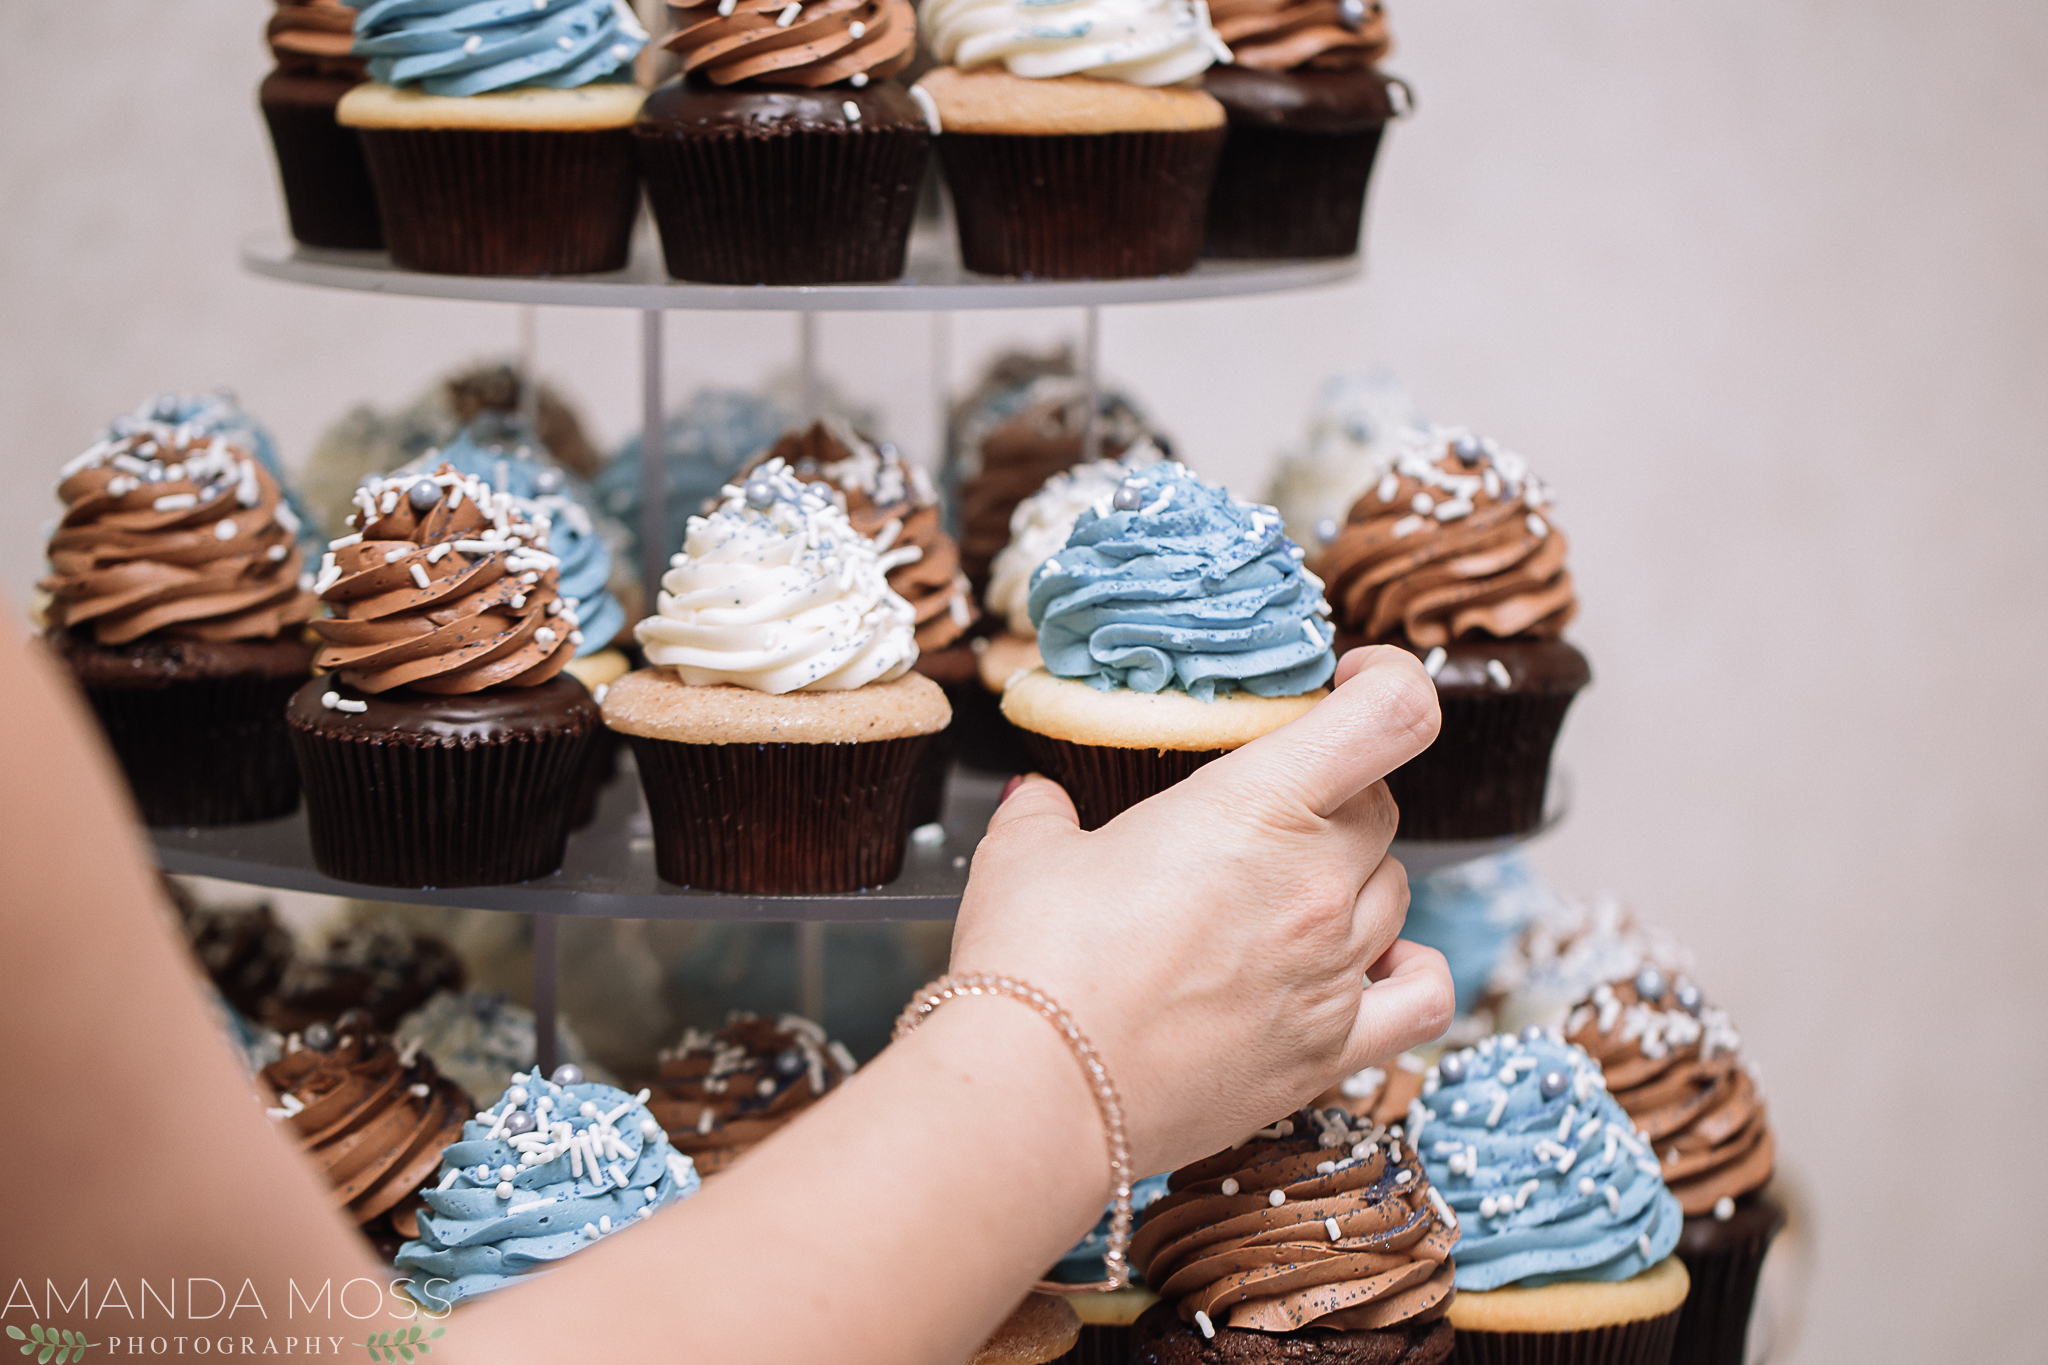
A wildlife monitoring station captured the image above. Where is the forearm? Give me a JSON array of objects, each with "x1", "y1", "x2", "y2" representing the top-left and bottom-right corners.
[{"x1": 454, "y1": 994, "x2": 1108, "y2": 1363}]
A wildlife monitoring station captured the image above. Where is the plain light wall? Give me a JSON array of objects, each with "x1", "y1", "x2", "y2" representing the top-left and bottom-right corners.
[{"x1": 4, "y1": 3, "x2": 2046, "y2": 1361}]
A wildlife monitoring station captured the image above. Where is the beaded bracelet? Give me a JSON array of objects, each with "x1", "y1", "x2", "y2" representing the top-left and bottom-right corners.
[{"x1": 893, "y1": 973, "x2": 1135, "y2": 1294}]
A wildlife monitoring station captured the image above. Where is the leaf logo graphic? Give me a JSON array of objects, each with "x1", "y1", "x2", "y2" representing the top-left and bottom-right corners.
[
  {"x1": 360, "y1": 1326, "x2": 446, "y2": 1361},
  {"x1": 6, "y1": 1325, "x2": 100, "y2": 1363}
]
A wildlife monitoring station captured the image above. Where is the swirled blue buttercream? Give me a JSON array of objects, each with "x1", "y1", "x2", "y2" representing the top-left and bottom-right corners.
[
  {"x1": 1046, "y1": 1172, "x2": 1171, "y2": 1284},
  {"x1": 400, "y1": 423, "x2": 626, "y2": 655},
  {"x1": 1026, "y1": 463, "x2": 1335, "y2": 700},
  {"x1": 396, "y1": 1070, "x2": 699, "y2": 1306},
  {"x1": 354, "y1": 0, "x2": 647, "y2": 96},
  {"x1": 1413, "y1": 1032, "x2": 1681, "y2": 1291}
]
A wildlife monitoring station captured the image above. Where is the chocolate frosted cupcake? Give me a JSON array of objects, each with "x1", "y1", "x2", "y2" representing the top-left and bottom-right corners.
[
  {"x1": 1128, "y1": 1106, "x2": 1457, "y2": 1364},
  {"x1": 604, "y1": 458, "x2": 950, "y2": 892},
  {"x1": 1202, "y1": 0, "x2": 1407, "y2": 258},
  {"x1": 396, "y1": 1067, "x2": 700, "y2": 1307},
  {"x1": 1001, "y1": 463, "x2": 1333, "y2": 829},
  {"x1": 646, "y1": 1012, "x2": 856, "y2": 1174},
  {"x1": 916, "y1": 0, "x2": 1230, "y2": 278},
  {"x1": 638, "y1": 0, "x2": 928, "y2": 284},
  {"x1": 41, "y1": 422, "x2": 317, "y2": 826},
  {"x1": 288, "y1": 468, "x2": 597, "y2": 888},
  {"x1": 266, "y1": 924, "x2": 467, "y2": 1034},
  {"x1": 1417, "y1": 1031, "x2": 1688, "y2": 1365},
  {"x1": 260, "y1": 1010, "x2": 473, "y2": 1259},
  {"x1": 173, "y1": 890, "x2": 297, "y2": 1020},
  {"x1": 1565, "y1": 972, "x2": 1781, "y2": 1365},
  {"x1": 745, "y1": 422, "x2": 979, "y2": 819},
  {"x1": 260, "y1": 0, "x2": 383, "y2": 249},
  {"x1": 341, "y1": 0, "x2": 648, "y2": 276},
  {"x1": 1315, "y1": 426, "x2": 1589, "y2": 841}
]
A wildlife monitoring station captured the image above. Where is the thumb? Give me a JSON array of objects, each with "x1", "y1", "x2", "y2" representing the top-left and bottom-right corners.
[{"x1": 983, "y1": 772, "x2": 1082, "y2": 837}]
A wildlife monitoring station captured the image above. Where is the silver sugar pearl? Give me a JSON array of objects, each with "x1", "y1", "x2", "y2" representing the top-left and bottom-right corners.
[
  {"x1": 1520, "y1": 1024, "x2": 1545, "y2": 1044},
  {"x1": 1634, "y1": 967, "x2": 1667, "y2": 1003},
  {"x1": 743, "y1": 478, "x2": 777, "y2": 510},
  {"x1": 407, "y1": 479, "x2": 441, "y2": 512},
  {"x1": 550, "y1": 1063, "x2": 585, "y2": 1086},
  {"x1": 1539, "y1": 1070, "x2": 1569, "y2": 1100},
  {"x1": 502, "y1": 1109, "x2": 536, "y2": 1136},
  {"x1": 1337, "y1": 0, "x2": 1367, "y2": 30},
  {"x1": 1675, "y1": 981, "x2": 1704, "y2": 1015},
  {"x1": 1315, "y1": 518, "x2": 1340, "y2": 544},
  {"x1": 302, "y1": 1022, "x2": 335, "y2": 1051},
  {"x1": 1437, "y1": 1052, "x2": 1467, "y2": 1085},
  {"x1": 775, "y1": 1048, "x2": 806, "y2": 1076},
  {"x1": 534, "y1": 468, "x2": 564, "y2": 495},
  {"x1": 1452, "y1": 434, "x2": 1485, "y2": 465},
  {"x1": 1111, "y1": 480, "x2": 1146, "y2": 512}
]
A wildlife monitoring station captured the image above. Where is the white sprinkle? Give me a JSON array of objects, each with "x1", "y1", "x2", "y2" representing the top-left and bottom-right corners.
[
  {"x1": 464, "y1": 34, "x2": 482, "y2": 52},
  {"x1": 1410, "y1": 492, "x2": 1433, "y2": 516},
  {"x1": 1605, "y1": 1184, "x2": 1622, "y2": 1215},
  {"x1": 558, "y1": 34, "x2": 576, "y2": 47},
  {"x1": 848, "y1": 19, "x2": 866, "y2": 35},
  {"x1": 1516, "y1": 1179, "x2": 1539, "y2": 1209},
  {"x1": 1420, "y1": 646, "x2": 1447, "y2": 679},
  {"x1": 1487, "y1": 659, "x2": 1512, "y2": 688},
  {"x1": 334, "y1": 698, "x2": 367, "y2": 714},
  {"x1": 329, "y1": 533, "x2": 361, "y2": 549},
  {"x1": 850, "y1": 70, "x2": 868, "y2": 86},
  {"x1": 1425, "y1": 1185, "x2": 1457, "y2": 1230},
  {"x1": 1450, "y1": 1099, "x2": 1468, "y2": 1119},
  {"x1": 320, "y1": 691, "x2": 341, "y2": 710},
  {"x1": 908, "y1": 83, "x2": 941, "y2": 133},
  {"x1": 718, "y1": 0, "x2": 736, "y2": 13},
  {"x1": 409, "y1": 563, "x2": 431, "y2": 589},
  {"x1": 1434, "y1": 498, "x2": 1473, "y2": 521},
  {"x1": 1394, "y1": 1169, "x2": 1412, "y2": 1185},
  {"x1": 495, "y1": 1181, "x2": 514, "y2": 1198},
  {"x1": 1325, "y1": 1217, "x2": 1342, "y2": 1242},
  {"x1": 536, "y1": 627, "x2": 557, "y2": 646},
  {"x1": 1579, "y1": 1176, "x2": 1597, "y2": 1196},
  {"x1": 214, "y1": 519, "x2": 237, "y2": 540},
  {"x1": 1268, "y1": 1189, "x2": 1285, "y2": 1207},
  {"x1": 1486, "y1": 1089, "x2": 1509, "y2": 1126},
  {"x1": 776, "y1": 2, "x2": 801, "y2": 22},
  {"x1": 1194, "y1": 1311, "x2": 1215, "y2": 1340},
  {"x1": 600, "y1": 1215, "x2": 612, "y2": 1233},
  {"x1": 153, "y1": 494, "x2": 197, "y2": 512},
  {"x1": 1376, "y1": 472, "x2": 1400, "y2": 503},
  {"x1": 1639, "y1": 1233, "x2": 1653, "y2": 1259},
  {"x1": 1390, "y1": 514, "x2": 1427, "y2": 538},
  {"x1": 1301, "y1": 617, "x2": 1323, "y2": 646},
  {"x1": 1220, "y1": 1178, "x2": 1240, "y2": 1196},
  {"x1": 1714, "y1": 1196, "x2": 1735, "y2": 1221},
  {"x1": 843, "y1": 100, "x2": 861, "y2": 122},
  {"x1": 1527, "y1": 514, "x2": 1548, "y2": 538}
]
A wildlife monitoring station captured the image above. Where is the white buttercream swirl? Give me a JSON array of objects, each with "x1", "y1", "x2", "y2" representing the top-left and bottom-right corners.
[
  {"x1": 634, "y1": 459, "x2": 919, "y2": 693},
  {"x1": 984, "y1": 441, "x2": 1164, "y2": 636},
  {"x1": 921, "y1": 0, "x2": 1230, "y2": 86}
]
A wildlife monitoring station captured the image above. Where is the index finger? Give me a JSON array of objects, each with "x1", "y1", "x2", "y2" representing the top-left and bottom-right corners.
[{"x1": 1213, "y1": 645, "x2": 1441, "y2": 819}]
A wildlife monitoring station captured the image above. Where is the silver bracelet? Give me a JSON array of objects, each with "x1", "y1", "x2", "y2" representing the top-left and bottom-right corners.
[{"x1": 894, "y1": 973, "x2": 1134, "y2": 1294}]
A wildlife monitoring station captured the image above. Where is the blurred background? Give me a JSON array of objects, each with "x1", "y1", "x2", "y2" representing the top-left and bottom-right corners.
[{"x1": 4, "y1": 3, "x2": 2046, "y2": 1361}]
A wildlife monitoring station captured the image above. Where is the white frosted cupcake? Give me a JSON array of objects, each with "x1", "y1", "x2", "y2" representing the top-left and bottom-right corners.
[{"x1": 601, "y1": 458, "x2": 952, "y2": 893}]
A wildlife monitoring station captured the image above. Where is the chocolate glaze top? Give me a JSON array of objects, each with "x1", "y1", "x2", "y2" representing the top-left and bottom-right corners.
[
  {"x1": 288, "y1": 673, "x2": 597, "y2": 745},
  {"x1": 1204, "y1": 63, "x2": 1395, "y2": 132},
  {"x1": 638, "y1": 76, "x2": 927, "y2": 133},
  {"x1": 48, "y1": 631, "x2": 315, "y2": 688}
]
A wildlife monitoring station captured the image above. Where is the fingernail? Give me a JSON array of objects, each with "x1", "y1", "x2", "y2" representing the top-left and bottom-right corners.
[{"x1": 999, "y1": 775, "x2": 1025, "y2": 803}]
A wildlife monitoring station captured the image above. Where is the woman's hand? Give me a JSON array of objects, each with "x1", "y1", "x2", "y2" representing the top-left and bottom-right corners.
[{"x1": 951, "y1": 645, "x2": 1457, "y2": 1178}]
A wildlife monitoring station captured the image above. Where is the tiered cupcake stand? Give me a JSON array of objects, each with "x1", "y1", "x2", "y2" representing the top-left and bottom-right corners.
[{"x1": 153, "y1": 225, "x2": 1562, "y2": 1073}]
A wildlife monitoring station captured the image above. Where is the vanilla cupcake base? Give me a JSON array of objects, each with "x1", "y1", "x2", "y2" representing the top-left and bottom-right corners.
[
  {"x1": 602, "y1": 669, "x2": 951, "y2": 893},
  {"x1": 1446, "y1": 1256, "x2": 1690, "y2": 1365},
  {"x1": 1001, "y1": 669, "x2": 1323, "y2": 829}
]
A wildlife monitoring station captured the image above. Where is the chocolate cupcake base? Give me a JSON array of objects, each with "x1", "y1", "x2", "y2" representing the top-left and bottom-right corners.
[
  {"x1": 50, "y1": 632, "x2": 313, "y2": 827},
  {"x1": 1670, "y1": 1189, "x2": 1788, "y2": 1365},
  {"x1": 1378, "y1": 638, "x2": 1590, "y2": 841},
  {"x1": 356, "y1": 126, "x2": 638, "y2": 276},
  {"x1": 1201, "y1": 66, "x2": 1399, "y2": 260},
  {"x1": 1131, "y1": 1301, "x2": 1454, "y2": 1365},
  {"x1": 627, "y1": 733, "x2": 935, "y2": 894},
  {"x1": 285, "y1": 677, "x2": 596, "y2": 888},
  {"x1": 259, "y1": 70, "x2": 384, "y2": 250},
  {"x1": 939, "y1": 129, "x2": 1225, "y2": 280},
  {"x1": 1017, "y1": 732, "x2": 1225, "y2": 832},
  {"x1": 1446, "y1": 1310, "x2": 1679, "y2": 1365},
  {"x1": 636, "y1": 81, "x2": 930, "y2": 285}
]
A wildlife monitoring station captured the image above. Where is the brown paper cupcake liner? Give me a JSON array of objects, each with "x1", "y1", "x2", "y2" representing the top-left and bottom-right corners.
[
  {"x1": 637, "y1": 123, "x2": 929, "y2": 284},
  {"x1": 357, "y1": 126, "x2": 638, "y2": 276},
  {"x1": 907, "y1": 720, "x2": 957, "y2": 829},
  {"x1": 949, "y1": 680, "x2": 1031, "y2": 775},
  {"x1": 1204, "y1": 124, "x2": 1386, "y2": 259},
  {"x1": 1052, "y1": 1322, "x2": 1135, "y2": 1365},
  {"x1": 82, "y1": 674, "x2": 305, "y2": 827},
  {"x1": 938, "y1": 129, "x2": 1225, "y2": 279},
  {"x1": 1670, "y1": 1193, "x2": 1788, "y2": 1365},
  {"x1": 260, "y1": 73, "x2": 385, "y2": 249},
  {"x1": 627, "y1": 733, "x2": 935, "y2": 894},
  {"x1": 1017, "y1": 732, "x2": 1226, "y2": 831},
  {"x1": 569, "y1": 722, "x2": 623, "y2": 831},
  {"x1": 1386, "y1": 690, "x2": 1578, "y2": 841},
  {"x1": 1448, "y1": 1308, "x2": 1681, "y2": 1365},
  {"x1": 288, "y1": 722, "x2": 592, "y2": 888}
]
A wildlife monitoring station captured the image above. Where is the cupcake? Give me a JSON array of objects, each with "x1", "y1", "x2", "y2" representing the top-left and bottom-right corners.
[
  {"x1": 1316, "y1": 1050, "x2": 1427, "y2": 1125},
  {"x1": 395, "y1": 990, "x2": 614, "y2": 1102},
  {"x1": 1047, "y1": 1172, "x2": 1171, "y2": 1365},
  {"x1": 171, "y1": 886, "x2": 297, "y2": 1021},
  {"x1": 41, "y1": 421, "x2": 318, "y2": 826},
  {"x1": 971, "y1": 1296, "x2": 1081, "y2": 1365},
  {"x1": 1401, "y1": 852, "x2": 1572, "y2": 1017},
  {"x1": 1483, "y1": 894, "x2": 1693, "y2": 1041},
  {"x1": 1315, "y1": 426, "x2": 1590, "y2": 841},
  {"x1": 1001, "y1": 463, "x2": 1333, "y2": 829},
  {"x1": 603, "y1": 458, "x2": 951, "y2": 892},
  {"x1": 395, "y1": 1066, "x2": 700, "y2": 1308},
  {"x1": 341, "y1": 0, "x2": 649, "y2": 276},
  {"x1": 1202, "y1": 0, "x2": 1407, "y2": 258},
  {"x1": 1416, "y1": 1031, "x2": 1688, "y2": 1365},
  {"x1": 1265, "y1": 370, "x2": 1420, "y2": 551},
  {"x1": 106, "y1": 393, "x2": 325, "y2": 555},
  {"x1": 646, "y1": 1012, "x2": 856, "y2": 1174},
  {"x1": 259, "y1": 0, "x2": 383, "y2": 249},
  {"x1": 1128, "y1": 1105, "x2": 1457, "y2": 1364},
  {"x1": 637, "y1": 0, "x2": 930, "y2": 284},
  {"x1": 265, "y1": 923, "x2": 468, "y2": 1034},
  {"x1": 260, "y1": 1010, "x2": 473, "y2": 1259},
  {"x1": 288, "y1": 467, "x2": 597, "y2": 888},
  {"x1": 744, "y1": 421, "x2": 979, "y2": 819},
  {"x1": 1565, "y1": 972, "x2": 1782, "y2": 1365},
  {"x1": 595, "y1": 386, "x2": 800, "y2": 568},
  {"x1": 915, "y1": 0, "x2": 1231, "y2": 278}
]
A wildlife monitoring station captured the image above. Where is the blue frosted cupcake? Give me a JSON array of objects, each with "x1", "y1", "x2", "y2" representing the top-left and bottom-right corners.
[
  {"x1": 396, "y1": 1066, "x2": 699, "y2": 1308},
  {"x1": 1048, "y1": 1173, "x2": 1171, "y2": 1362},
  {"x1": 999, "y1": 462, "x2": 1334, "y2": 828},
  {"x1": 1416, "y1": 1030, "x2": 1689, "y2": 1364}
]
